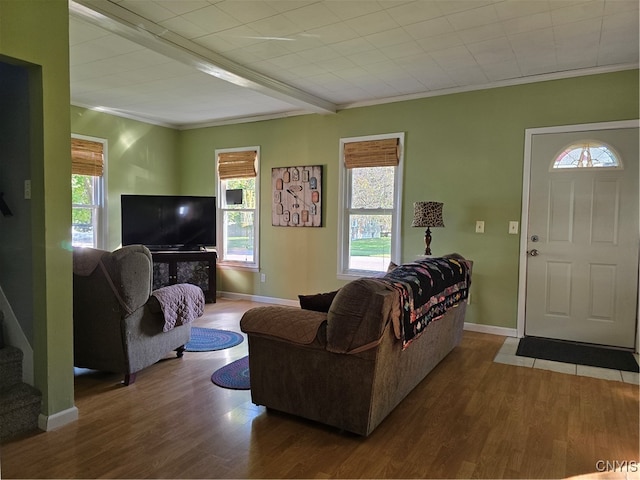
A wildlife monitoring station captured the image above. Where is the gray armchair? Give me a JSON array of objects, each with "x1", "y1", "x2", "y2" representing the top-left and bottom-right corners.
[{"x1": 73, "y1": 245, "x2": 196, "y2": 385}]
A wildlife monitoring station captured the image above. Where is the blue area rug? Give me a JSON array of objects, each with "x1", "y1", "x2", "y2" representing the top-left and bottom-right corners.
[
  {"x1": 185, "y1": 327, "x2": 244, "y2": 352},
  {"x1": 211, "y1": 356, "x2": 250, "y2": 390}
]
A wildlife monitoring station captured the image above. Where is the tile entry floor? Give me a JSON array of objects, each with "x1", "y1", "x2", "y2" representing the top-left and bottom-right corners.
[{"x1": 494, "y1": 337, "x2": 640, "y2": 385}]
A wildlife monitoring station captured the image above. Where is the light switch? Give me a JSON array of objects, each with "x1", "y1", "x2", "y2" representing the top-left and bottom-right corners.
[
  {"x1": 475, "y1": 221, "x2": 485, "y2": 233},
  {"x1": 509, "y1": 221, "x2": 519, "y2": 234}
]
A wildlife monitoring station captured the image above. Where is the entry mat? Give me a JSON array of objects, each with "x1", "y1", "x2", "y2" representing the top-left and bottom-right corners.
[{"x1": 516, "y1": 336, "x2": 639, "y2": 373}]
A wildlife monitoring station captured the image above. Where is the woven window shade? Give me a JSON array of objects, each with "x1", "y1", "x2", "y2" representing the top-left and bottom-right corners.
[
  {"x1": 71, "y1": 138, "x2": 104, "y2": 176},
  {"x1": 218, "y1": 150, "x2": 257, "y2": 179},
  {"x1": 344, "y1": 138, "x2": 399, "y2": 168}
]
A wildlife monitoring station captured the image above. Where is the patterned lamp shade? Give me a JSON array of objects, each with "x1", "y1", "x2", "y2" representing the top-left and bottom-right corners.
[
  {"x1": 411, "y1": 202, "x2": 444, "y2": 228},
  {"x1": 411, "y1": 202, "x2": 444, "y2": 255}
]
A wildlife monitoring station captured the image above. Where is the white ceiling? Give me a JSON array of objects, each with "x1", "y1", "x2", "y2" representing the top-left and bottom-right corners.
[{"x1": 69, "y1": 0, "x2": 639, "y2": 129}]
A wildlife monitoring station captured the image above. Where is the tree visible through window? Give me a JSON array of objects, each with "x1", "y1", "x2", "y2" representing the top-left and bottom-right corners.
[
  {"x1": 72, "y1": 174, "x2": 100, "y2": 247},
  {"x1": 339, "y1": 134, "x2": 403, "y2": 276},
  {"x1": 216, "y1": 148, "x2": 259, "y2": 268},
  {"x1": 71, "y1": 137, "x2": 105, "y2": 248},
  {"x1": 349, "y1": 166, "x2": 395, "y2": 270},
  {"x1": 222, "y1": 177, "x2": 256, "y2": 262}
]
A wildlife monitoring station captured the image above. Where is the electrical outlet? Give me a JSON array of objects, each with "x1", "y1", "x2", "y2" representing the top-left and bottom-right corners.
[
  {"x1": 509, "y1": 221, "x2": 519, "y2": 234},
  {"x1": 260, "y1": 273, "x2": 266, "y2": 283},
  {"x1": 475, "y1": 220, "x2": 485, "y2": 233},
  {"x1": 24, "y1": 179, "x2": 31, "y2": 200}
]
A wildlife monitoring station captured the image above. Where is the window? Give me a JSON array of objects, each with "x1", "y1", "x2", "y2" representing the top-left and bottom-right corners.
[
  {"x1": 216, "y1": 147, "x2": 259, "y2": 269},
  {"x1": 338, "y1": 133, "x2": 404, "y2": 278},
  {"x1": 71, "y1": 136, "x2": 106, "y2": 248},
  {"x1": 552, "y1": 141, "x2": 621, "y2": 169}
]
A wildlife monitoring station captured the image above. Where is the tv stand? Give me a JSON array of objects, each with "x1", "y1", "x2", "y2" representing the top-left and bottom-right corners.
[
  {"x1": 149, "y1": 245, "x2": 205, "y2": 252},
  {"x1": 151, "y1": 250, "x2": 216, "y2": 303}
]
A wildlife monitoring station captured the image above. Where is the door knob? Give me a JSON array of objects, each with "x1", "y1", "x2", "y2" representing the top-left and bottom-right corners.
[{"x1": 528, "y1": 249, "x2": 539, "y2": 257}]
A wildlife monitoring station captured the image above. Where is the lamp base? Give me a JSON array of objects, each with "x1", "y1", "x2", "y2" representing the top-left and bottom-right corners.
[{"x1": 424, "y1": 227, "x2": 432, "y2": 256}]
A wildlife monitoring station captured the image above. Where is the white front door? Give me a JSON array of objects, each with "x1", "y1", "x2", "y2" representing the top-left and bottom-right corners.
[{"x1": 524, "y1": 125, "x2": 638, "y2": 349}]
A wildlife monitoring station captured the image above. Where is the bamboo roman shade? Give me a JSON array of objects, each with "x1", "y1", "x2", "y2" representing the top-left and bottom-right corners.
[
  {"x1": 71, "y1": 138, "x2": 104, "y2": 176},
  {"x1": 217, "y1": 150, "x2": 257, "y2": 180},
  {"x1": 344, "y1": 138, "x2": 399, "y2": 168}
]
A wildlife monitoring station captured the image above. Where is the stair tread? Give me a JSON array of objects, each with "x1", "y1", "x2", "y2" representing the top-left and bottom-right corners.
[
  {"x1": 0, "y1": 346, "x2": 23, "y2": 363},
  {"x1": 0, "y1": 345, "x2": 24, "y2": 391},
  {"x1": 0, "y1": 383, "x2": 41, "y2": 410},
  {"x1": 0, "y1": 383, "x2": 41, "y2": 442}
]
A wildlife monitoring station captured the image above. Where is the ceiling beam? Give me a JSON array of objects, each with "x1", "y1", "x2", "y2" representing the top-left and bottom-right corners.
[{"x1": 69, "y1": 0, "x2": 336, "y2": 115}]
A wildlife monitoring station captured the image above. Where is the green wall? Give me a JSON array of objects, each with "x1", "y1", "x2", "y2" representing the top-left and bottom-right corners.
[
  {"x1": 178, "y1": 70, "x2": 639, "y2": 329},
  {"x1": 0, "y1": 0, "x2": 73, "y2": 416},
  {"x1": 71, "y1": 106, "x2": 180, "y2": 249}
]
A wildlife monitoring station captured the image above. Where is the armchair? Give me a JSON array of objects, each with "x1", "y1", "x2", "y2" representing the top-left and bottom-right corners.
[{"x1": 73, "y1": 245, "x2": 198, "y2": 385}]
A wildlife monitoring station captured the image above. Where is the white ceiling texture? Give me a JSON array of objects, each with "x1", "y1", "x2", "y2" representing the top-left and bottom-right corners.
[{"x1": 69, "y1": 0, "x2": 639, "y2": 129}]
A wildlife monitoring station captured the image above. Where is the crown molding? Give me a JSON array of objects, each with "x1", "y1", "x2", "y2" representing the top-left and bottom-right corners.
[
  {"x1": 71, "y1": 102, "x2": 177, "y2": 129},
  {"x1": 337, "y1": 64, "x2": 639, "y2": 111}
]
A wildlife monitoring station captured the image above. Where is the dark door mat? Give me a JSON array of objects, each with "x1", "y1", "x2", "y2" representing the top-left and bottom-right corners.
[{"x1": 516, "y1": 336, "x2": 639, "y2": 373}]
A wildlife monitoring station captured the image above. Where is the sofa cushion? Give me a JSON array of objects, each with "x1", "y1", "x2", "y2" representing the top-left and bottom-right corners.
[
  {"x1": 298, "y1": 290, "x2": 339, "y2": 312},
  {"x1": 240, "y1": 306, "x2": 327, "y2": 346},
  {"x1": 326, "y1": 278, "x2": 399, "y2": 354}
]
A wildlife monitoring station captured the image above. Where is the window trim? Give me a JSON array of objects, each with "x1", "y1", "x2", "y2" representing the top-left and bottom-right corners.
[
  {"x1": 215, "y1": 146, "x2": 260, "y2": 272},
  {"x1": 71, "y1": 133, "x2": 107, "y2": 249},
  {"x1": 337, "y1": 132, "x2": 404, "y2": 280}
]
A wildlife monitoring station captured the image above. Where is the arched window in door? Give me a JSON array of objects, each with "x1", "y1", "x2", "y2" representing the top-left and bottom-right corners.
[{"x1": 552, "y1": 141, "x2": 621, "y2": 169}]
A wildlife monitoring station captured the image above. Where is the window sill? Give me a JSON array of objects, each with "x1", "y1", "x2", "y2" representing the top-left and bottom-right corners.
[
  {"x1": 218, "y1": 262, "x2": 259, "y2": 273},
  {"x1": 337, "y1": 271, "x2": 383, "y2": 281}
]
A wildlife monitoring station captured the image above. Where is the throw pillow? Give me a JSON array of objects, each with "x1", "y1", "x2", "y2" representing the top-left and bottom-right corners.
[{"x1": 299, "y1": 290, "x2": 340, "y2": 312}]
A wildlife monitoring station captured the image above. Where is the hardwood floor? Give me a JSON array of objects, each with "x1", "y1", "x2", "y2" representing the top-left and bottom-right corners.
[{"x1": 1, "y1": 298, "x2": 638, "y2": 479}]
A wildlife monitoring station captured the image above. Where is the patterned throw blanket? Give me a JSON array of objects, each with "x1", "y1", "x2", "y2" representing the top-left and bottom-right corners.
[
  {"x1": 151, "y1": 284, "x2": 205, "y2": 332},
  {"x1": 378, "y1": 256, "x2": 471, "y2": 349}
]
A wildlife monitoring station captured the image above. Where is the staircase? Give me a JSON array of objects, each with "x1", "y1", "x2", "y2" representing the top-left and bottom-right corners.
[{"x1": 0, "y1": 310, "x2": 42, "y2": 441}]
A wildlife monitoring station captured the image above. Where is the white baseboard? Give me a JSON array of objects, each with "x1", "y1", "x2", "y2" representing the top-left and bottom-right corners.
[
  {"x1": 464, "y1": 322, "x2": 517, "y2": 337},
  {"x1": 218, "y1": 291, "x2": 298, "y2": 307},
  {"x1": 219, "y1": 291, "x2": 518, "y2": 338},
  {"x1": 38, "y1": 406, "x2": 79, "y2": 432}
]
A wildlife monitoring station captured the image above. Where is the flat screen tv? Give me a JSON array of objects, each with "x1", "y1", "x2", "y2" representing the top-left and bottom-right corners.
[{"x1": 121, "y1": 194, "x2": 216, "y2": 250}]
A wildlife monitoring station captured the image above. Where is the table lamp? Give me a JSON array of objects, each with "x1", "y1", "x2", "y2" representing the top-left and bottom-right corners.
[{"x1": 411, "y1": 201, "x2": 444, "y2": 255}]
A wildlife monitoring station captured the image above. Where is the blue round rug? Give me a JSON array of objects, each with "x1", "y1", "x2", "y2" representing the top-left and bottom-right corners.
[
  {"x1": 185, "y1": 327, "x2": 244, "y2": 352},
  {"x1": 211, "y1": 356, "x2": 250, "y2": 390}
]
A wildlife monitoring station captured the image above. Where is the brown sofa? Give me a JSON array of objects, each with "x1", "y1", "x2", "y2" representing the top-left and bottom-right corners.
[{"x1": 240, "y1": 255, "x2": 471, "y2": 436}]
